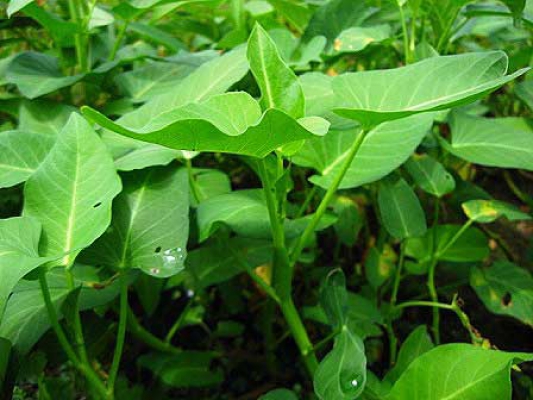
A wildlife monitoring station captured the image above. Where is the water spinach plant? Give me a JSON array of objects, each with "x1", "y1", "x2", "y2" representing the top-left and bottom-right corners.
[{"x1": 1, "y1": 0, "x2": 533, "y2": 399}]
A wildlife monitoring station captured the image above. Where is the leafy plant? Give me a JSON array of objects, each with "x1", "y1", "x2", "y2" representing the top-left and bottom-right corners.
[{"x1": 0, "y1": 0, "x2": 533, "y2": 399}]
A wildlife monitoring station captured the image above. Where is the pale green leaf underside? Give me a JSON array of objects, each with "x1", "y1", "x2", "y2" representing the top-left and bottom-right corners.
[
  {"x1": 101, "y1": 47, "x2": 250, "y2": 170},
  {"x1": 333, "y1": 51, "x2": 529, "y2": 126},
  {"x1": 23, "y1": 113, "x2": 122, "y2": 266},
  {"x1": 83, "y1": 92, "x2": 328, "y2": 158},
  {"x1": 387, "y1": 344, "x2": 533, "y2": 400},
  {"x1": 82, "y1": 166, "x2": 189, "y2": 278},
  {"x1": 294, "y1": 113, "x2": 433, "y2": 189},
  {"x1": 471, "y1": 262, "x2": 533, "y2": 327},
  {"x1": 447, "y1": 112, "x2": 533, "y2": 171}
]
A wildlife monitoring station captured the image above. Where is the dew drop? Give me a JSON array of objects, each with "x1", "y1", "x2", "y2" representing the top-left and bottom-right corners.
[
  {"x1": 153, "y1": 247, "x2": 187, "y2": 276},
  {"x1": 351, "y1": 379, "x2": 358, "y2": 387},
  {"x1": 186, "y1": 289, "x2": 195, "y2": 298},
  {"x1": 150, "y1": 268, "x2": 160, "y2": 275}
]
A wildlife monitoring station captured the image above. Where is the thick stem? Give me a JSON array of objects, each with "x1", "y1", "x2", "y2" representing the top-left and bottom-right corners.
[
  {"x1": 68, "y1": 0, "x2": 90, "y2": 73},
  {"x1": 258, "y1": 158, "x2": 318, "y2": 376},
  {"x1": 280, "y1": 299, "x2": 319, "y2": 375},
  {"x1": 290, "y1": 129, "x2": 367, "y2": 267},
  {"x1": 39, "y1": 270, "x2": 108, "y2": 399},
  {"x1": 107, "y1": 273, "x2": 128, "y2": 396}
]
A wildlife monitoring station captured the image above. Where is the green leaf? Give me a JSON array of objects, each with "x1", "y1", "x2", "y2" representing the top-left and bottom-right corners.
[
  {"x1": 100, "y1": 47, "x2": 249, "y2": 170},
  {"x1": 0, "y1": 131, "x2": 55, "y2": 188},
  {"x1": 384, "y1": 326, "x2": 434, "y2": 384},
  {"x1": 294, "y1": 113, "x2": 434, "y2": 189},
  {"x1": 186, "y1": 237, "x2": 272, "y2": 289},
  {"x1": 83, "y1": 93, "x2": 327, "y2": 158},
  {"x1": 405, "y1": 154, "x2": 455, "y2": 198},
  {"x1": 462, "y1": 199, "x2": 531, "y2": 223},
  {"x1": 332, "y1": 196, "x2": 362, "y2": 247},
  {"x1": 267, "y1": 0, "x2": 311, "y2": 33},
  {"x1": 501, "y1": 0, "x2": 527, "y2": 19},
  {"x1": 24, "y1": 113, "x2": 122, "y2": 266},
  {"x1": 446, "y1": 112, "x2": 533, "y2": 171},
  {"x1": 320, "y1": 270, "x2": 349, "y2": 327},
  {"x1": 303, "y1": 0, "x2": 376, "y2": 48},
  {"x1": 333, "y1": 25, "x2": 391, "y2": 54},
  {"x1": 471, "y1": 261, "x2": 533, "y2": 327},
  {"x1": 81, "y1": 166, "x2": 189, "y2": 278},
  {"x1": 138, "y1": 351, "x2": 223, "y2": 388},
  {"x1": 114, "y1": 61, "x2": 199, "y2": 103},
  {"x1": 0, "y1": 267, "x2": 123, "y2": 354},
  {"x1": 18, "y1": 100, "x2": 76, "y2": 135},
  {"x1": 190, "y1": 168, "x2": 231, "y2": 206},
  {"x1": 259, "y1": 388, "x2": 298, "y2": 400},
  {"x1": 0, "y1": 217, "x2": 50, "y2": 323},
  {"x1": 333, "y1": 52, "x2": 529, "y2": 127},
  {"x1": 378, "y1": 177, "x2": 427, "y2": 240},
  {"x1": 196, "y1": 189, "x2": 336, "y2": 241},
  {"x1": 406, "y1": 224, "x2": 489, "y2": 263},
  {"x1": 6, "y1": 52, "x2": 84, "y2": 99},
  {"x1": 247, "y1": 24, "x2": 305, "y2": 118},
  {"x1": 365, "y1": 244, "x2": 397, "y2": 289},
  {"x1": 7, "y1": 0, "x2": 34, "y2": 17},
  {"x1": 387, "y1": 344, "x2": 533, "y2": 399},
  {"x1": 314, "y1": 270, "x2": 367, "y2": 400},
  {"x1": 516, "y1": 80, "x2": 533, "y2": 110}
]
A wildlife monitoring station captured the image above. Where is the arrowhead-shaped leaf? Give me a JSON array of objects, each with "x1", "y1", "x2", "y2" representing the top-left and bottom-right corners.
[
  {"x1": 333, "y1": 51, "x2": 529, "y2": 127},
  {"x1": 446, "y1": 112, "x2": 533, "y2": 171},
  {"x1": 83, "y1": 92, "x2": 328, "y2": 158},
  {"x1": 387, "y1": 344, "x2": 533, "y2": 399},
  {"x1": 6, "y1": 52, "x2": 84, "y2": 99},
  {"x1": 0, "y1": 217, "x2": 51, "y2": 323},
  {"x1": 293, "y1": 113, "x2": 434, "y2": 189},
  {"x1": 81, "y1": 166, "x2": 189, "y2": 278},
  {"x1": 101, "y1": 47, "x2": 250, "y2": 170},
  {"x1": 24, "y1": 113, "x2": 122, "y2": 267},
  {"x1": 247, "y1": 23, "x2": 305, "y2": 118}
]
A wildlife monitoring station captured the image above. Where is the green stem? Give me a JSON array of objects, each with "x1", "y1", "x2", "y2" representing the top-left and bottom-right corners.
[
  {"x1": 65, "y1": 268, "x2": 90, "y2": 365},
  {"x1": 258, "y1": 158, "x2": 318, "y2": 376},
  {"x1": 395, "y1": 300, "x2": 454, "y2": 311},
  {"x1": 296, "y1": 185, "x2": 318, "y2": 218},
  {"x1": 280, "y1": 299, "x2": 319, "y2": 375},
  {"x1": 108, "y1": 22, "x2": 128, "y2": 62},
  {"x1": 165, "y1": 300, "x2": 193, "y2": 343},
  {"x1": 127, "y1": 306, "x2": 181, "y2": 355},
  {"x1": 107, "y1": 273, "x2": 128, "y2": 396},
  {"x1": 390, "y1": 241, "x2": 406, "y2": 306},
  {"x1": 386, "y1": 324, "x2": 398, "y2": 366},
  {"x1": 290, "y1": 129, "x2": 367, "y2": 267},
  {"x1": 39, "y1": 270, "x2": 108, "y2": 399},
  {"x1": 397, "y1": 1, "x2": 411, "y2": 63},
  {"x1": 68, "y1": 0, "x2": 90, "y2": 72},
  {"x1": 186, "y1": 158, "x2": 203, "y2": 204},
  {"x1": 427, "y1": 198, "x2": 441, "y2": 343}
]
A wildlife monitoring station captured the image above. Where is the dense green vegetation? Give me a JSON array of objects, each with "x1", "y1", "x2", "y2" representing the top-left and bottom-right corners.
[{"x1": 1, "y1": 0, "x2": 533, "y2": 399}]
